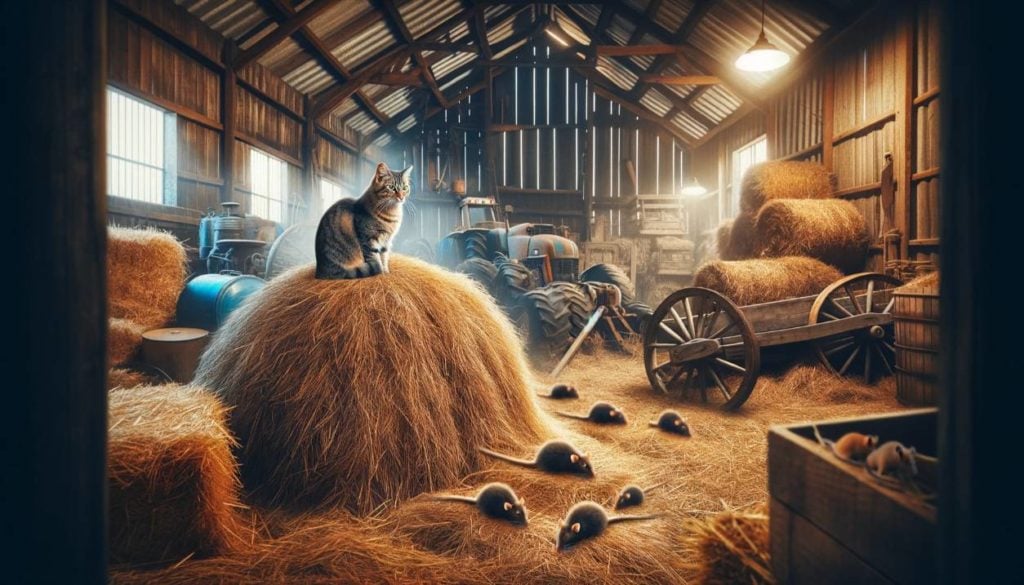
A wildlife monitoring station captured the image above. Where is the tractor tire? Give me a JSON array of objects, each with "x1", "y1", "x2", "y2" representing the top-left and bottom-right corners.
[
  {"x1": 579, "y1": 263, "x2": 636, "y2": 303},
  {"x1": 456, "y1": 257, "x2": 497, "y2": 293},
  {"x1": 548, "y1": 282, "x2": 597, "y2": 338},
  {"x1": 623, "y1": 301, "x2": 653, "y2": 335},
  {"x1": 493, "y1": 254, "x2": 536, "y2": 307},
  {"x1": 464, "y1": 231, "x2": 489, "y2": 260},
  {"x1": 517, "y1": 286, "x2": 574, "y2": 365}
]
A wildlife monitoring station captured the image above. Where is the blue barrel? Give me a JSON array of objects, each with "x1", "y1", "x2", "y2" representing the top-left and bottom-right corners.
[{"x1": 176, "y1": 274, "x2": 266, "y2": 331}]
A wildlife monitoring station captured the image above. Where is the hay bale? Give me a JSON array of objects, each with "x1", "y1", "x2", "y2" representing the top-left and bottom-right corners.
[
  {"x1": 108, "y1": 227, "x2": 188, "y2": 330},
  {"x1": 715, "y1": 220, "x2": 734, "y2": 260},
  {"x1": 195, "y1": 255, "x2": 552, "y2": 513},
  {"x1": 694, "y1": 257, "x2": 843, "y2": 306},
  {"x1": 740, "y1": 161, "x2": 836, "y2": 214},
  {"x1": 753, "y1": 198, "x2": 870, "y2": 274},
  {"x1": 900, "y1": 270, "x2": 939, "y2": 291},
  {"x1": 727, "y1": 212, "x2": 757, "y2": 260},
  {"x1": 678, "y1": 506, "x2": 772, "y2": 585},
  {"x1": 108, "y1": 367, "x2": 158, "y2": 389},
  {"x1": 108, "y1": 384, "x2": 249, "y2": 565},
  {"x1": 108, "y1": 318, "x2": 146, "y2": 367}
]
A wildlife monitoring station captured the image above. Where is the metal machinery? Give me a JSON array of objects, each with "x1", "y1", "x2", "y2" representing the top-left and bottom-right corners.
[
  {"x1": 199, "y1": 201, "x2": 277, "y2": 276},
  {"x1": 437, "y1": 196, "x2": 651, "y2": 364}
]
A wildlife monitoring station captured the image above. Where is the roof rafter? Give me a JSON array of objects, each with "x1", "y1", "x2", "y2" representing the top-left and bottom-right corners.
[
  {"x1": 235, "y1": 0, "x2": 340, "y2": 69},
  {"x1": 374, "y1": 0, "x2": 450, "y2": 109}
]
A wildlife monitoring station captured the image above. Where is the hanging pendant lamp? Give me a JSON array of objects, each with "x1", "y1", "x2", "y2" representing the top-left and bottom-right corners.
[{"x1": 735, "y1": 0, "x2": 790, "y2": 72}]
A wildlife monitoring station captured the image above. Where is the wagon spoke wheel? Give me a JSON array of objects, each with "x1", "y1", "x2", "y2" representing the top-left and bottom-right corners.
[
  {"x1": 809, "y1": 272, "x2": 903, "y2": 383},
  {"x1": 643, "y1": 287, "x2": 761, "y2": 411}
]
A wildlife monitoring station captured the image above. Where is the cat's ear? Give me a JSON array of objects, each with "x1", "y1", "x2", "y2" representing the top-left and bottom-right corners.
[
  {"x1": 375, "y1": 162, "x2": 390, "y2": 182},
  {"x1": 401, "y1": 166, "x2": 414, "y2": 182}
]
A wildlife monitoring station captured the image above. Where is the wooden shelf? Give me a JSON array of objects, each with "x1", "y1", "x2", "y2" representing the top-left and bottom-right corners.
[
  {"x1": 913, "y1": 87, "x2": 940, "y2": 107},
  {"x1": 912, "y1": 168, "x2": 940, "y2": 182},
  {"x1": 831, "y1": 111, "x2": 896, "y2": 145},
  {"x1": 834, "y1": 182, "x2": 882, "y2": 199},
  {"x1": 909, "y1": 238, "x2": 940, "y2": 246}
]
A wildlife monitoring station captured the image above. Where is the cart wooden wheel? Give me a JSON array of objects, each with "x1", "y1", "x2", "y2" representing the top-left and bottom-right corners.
[
  {"x1": 643, "y1": 287, "x2": 761, "y2": 411},
  {"x1": 809, "y1": 272, "x2": 903, "y2": 383}
]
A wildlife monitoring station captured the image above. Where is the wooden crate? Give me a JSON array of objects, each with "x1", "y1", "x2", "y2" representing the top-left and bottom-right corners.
[{"x1": 769, "y1": 409, "x2": 937, "y2": 584}]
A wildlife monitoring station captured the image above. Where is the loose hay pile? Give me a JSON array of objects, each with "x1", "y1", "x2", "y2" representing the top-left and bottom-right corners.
[
  {"x1": 694, "y1": 257, "x2": 843, "y2": 305},
  {"x1": 108, "y1": 384, "x2": 250, "y2": 565},
  {"x1": 107, "y1": 227, "x2": 188, "y2": 330},
  {"x1": 196, "y1": 255, "x2": 552, "y2": 513},
  {"x1": 727, "y1": 212, "x2": 758, "y2": 260},
  {"x1": 740, "y1": 161, "x2": 837, "y2": 214},
  {"x1": 111, "y1": 349, "x2": 905, "y2": 585},
  {"x1": 754, "y1": 198, "x2": 869, "y2": 274},
  {"x1": 108, "y1": 367, "x2": 159, "y2": 390},
  {"x1": 678, "y1": 506, "x2": 773, "y2": 585}
]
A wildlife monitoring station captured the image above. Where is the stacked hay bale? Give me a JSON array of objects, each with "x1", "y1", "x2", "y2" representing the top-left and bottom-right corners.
[
  {"x1": 106, "y1": 227, "x2": 188, "y2": 378},
  {"x1": 108, "y1": 384, "x2": 250, "y2": 565},
  {"x1": 196, "y1": 255, "x2": 553, "y2": 514},
  {"x1": 698, "y1": 161, "x2": 868, "y2": 305}
]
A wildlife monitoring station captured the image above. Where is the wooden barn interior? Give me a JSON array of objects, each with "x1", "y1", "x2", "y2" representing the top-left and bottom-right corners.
[{"x1": 5, "y1": 0, "x2": 1022, "y2": 583}]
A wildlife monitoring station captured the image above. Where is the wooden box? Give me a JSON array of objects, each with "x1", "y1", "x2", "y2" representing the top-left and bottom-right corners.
[{"x1": 769, "y1": 409, "x2": 937, "y2": 584}]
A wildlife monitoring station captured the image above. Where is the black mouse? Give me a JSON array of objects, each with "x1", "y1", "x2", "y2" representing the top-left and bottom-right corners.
[
  {"x1": 613, "y1": 482, "x2": 666, "y2": 510},
  {"x1": 649, "y1": 410, "x2": 691, "y2": 436},
  {"x1": 433, "y1": 482, "x2": 528, "y2": 525},
  {"x1": 555, "y1": 501, "x2": 657, "y2": 551},
  {"x1": 537, "y1": 384, "x2": 579, "y2": 399},
  {"x1": 479, "y1": 440, "x2": 595, "y2": 477},
  {"x1": 556, "y1": 401, "x2": 627, "y2": 425}
]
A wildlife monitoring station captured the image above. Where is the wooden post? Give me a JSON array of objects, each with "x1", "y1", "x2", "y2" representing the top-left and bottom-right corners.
[
  {"x1": 222, "y1": 42, "x2": 238, "y2": 203},
  {"x1": 301, "y1": 94, "x2": 317, "y2": 219},
  {"x1": 5, "y1": 0, "x2": 108, "y2": 581},
  {"x1": 822, "y1": 61, "x2": 835, "y2": 171},
  {"x1": 897, "y1": 2, "x2": 915, "y2": 261}
]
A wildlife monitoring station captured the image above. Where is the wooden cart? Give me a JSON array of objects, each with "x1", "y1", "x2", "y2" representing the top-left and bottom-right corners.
[{"x1": 642, "y1": 273, "x2": 903, "y2": 410}]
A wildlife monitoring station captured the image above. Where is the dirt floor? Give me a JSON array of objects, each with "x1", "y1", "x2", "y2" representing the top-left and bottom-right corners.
[{"x1": 111, "y1": 346, "x2": 907, "y2": 584}]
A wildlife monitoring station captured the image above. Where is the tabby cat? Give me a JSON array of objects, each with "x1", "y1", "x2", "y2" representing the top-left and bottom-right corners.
[{"x1": 315, "y1": 162, "x2": 412, "y2": 279}]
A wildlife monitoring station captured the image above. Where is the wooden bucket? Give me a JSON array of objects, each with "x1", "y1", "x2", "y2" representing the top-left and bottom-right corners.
[
  {"x1": 141, "y1": 327, "x2": 210, "y2": 383},
  {"x1": 893, "y1": 285, "x2": 940, "y2": 406}
]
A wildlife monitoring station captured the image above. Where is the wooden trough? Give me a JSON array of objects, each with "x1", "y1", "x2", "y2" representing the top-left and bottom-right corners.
[
  {"x1": 643, "y1": 272, "x2": 903, "y2": 410},
  {"x1": 768, "y1": 409, "x2": 938, "y2": 584}
]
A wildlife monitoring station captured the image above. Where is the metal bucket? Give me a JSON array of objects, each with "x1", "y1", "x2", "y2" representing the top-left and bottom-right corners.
[
  {"x1": 176, "y1": 274, "x2": 266, "y2": 331},
  {"x1": 140, "y1": 327, "x2": 209, "y2": 383}
]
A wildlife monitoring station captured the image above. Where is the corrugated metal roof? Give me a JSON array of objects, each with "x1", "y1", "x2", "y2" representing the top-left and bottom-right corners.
[
  {"x1": 331, "y1": 19, "x2": 398, "y2": 69},
  {"x1": 398, "y1": 0, "x2": 463, "y2": 39},
  {"x1": 553, "y1": 9, "x2": 591, "y2": 45},
  {"x1": 690, "y1": 0, "x2": 828, "y2": 86},
  {"x1": 374, "y1": 133, "x2": 393, "y2": 147},
  {"x1": 486, "y1": 12, "x2": 517, "y2": 46},
  {"x1": 566, "y1": 4, "x2": 601, "y2": 28},
  {"x1": 431, "y1": 51, "x2": 476, "y2": 81},
  {"x1": 655, "y1": 0, "x2": 696, "y2": 33},
  {"x1": 306, "y1": 1, "x2": 373, "y2": 39},
  {"x1": 691, "y1": 85, "x2": 743, "y2": 123},
  {"x1": 640, "y1": 88, "x2": 673, "y2": 117},
  {"x1": 440, "y1": 69, "x2": 474, "y2": 93},
  {"x1": 348, "y1": 111, "x2": 381, "y2": 135},
  {"x1": 672, "y1": 111, "x2": 708, "y2": 140},
  {"x1": 604, "y1": 15, "x2": 636, "y2": 46},
  {"x1": 397, "y1": 114, "x2": 419, "y2": 133},
  {"x1": 596, "y1": 56, "x2": 638, "y2": 91},
  {"x1": 376, "y1": 87, "x2": 415, "y2": 118},
  {"x1": 494, "y1": 37, "x2": 528, "y2": 60},
  {"x1": 176, "y1": 0, "x2": 268, "y2": 40}
]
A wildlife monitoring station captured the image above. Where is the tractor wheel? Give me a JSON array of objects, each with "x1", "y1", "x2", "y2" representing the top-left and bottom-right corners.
[
  {"x1": 493, "y1": 254, "x2": 536, "y2": 306},
  {"x1": 456, "y1": 257, "x2": 497, "y2": 293},
  {"x1": 548, "y1": 282, "x2": 597, "y2": 338},
  {"x1": 579, "y1": 263, "x2": 636, "y2": 303},
  {"x1": 464, "y1": 231, "x2": 489, "y2": 260},
  {"x1": 517, "y1": 286, "x2": 574, "y2": 365}
]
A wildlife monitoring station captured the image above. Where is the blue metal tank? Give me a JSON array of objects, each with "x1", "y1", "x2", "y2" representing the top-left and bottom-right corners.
[{"x1": 176, "y1": 274, "x2": 266, "y2": 331}]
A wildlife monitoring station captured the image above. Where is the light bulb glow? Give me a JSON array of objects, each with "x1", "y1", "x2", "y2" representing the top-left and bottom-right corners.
[
  {"x1": 735, "y1": 32, "x2": 790, "y2": 72},
  {"x1": 680, "y1": 178, "x2": 708, "y2": 198}
]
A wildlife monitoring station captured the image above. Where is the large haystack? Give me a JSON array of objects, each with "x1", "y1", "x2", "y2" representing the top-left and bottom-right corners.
[
  {"x1": 107, "y1": 226, "x2": 188, "y2": 330},
  {"x1": 754, "y1": 198, "x2": 870, "y2": 274},
  {"x1": 728, "y1": 212, "x2": 758, "y2": 260},
  {"x1": 196, "y1": 255, "x2": 552, "y2": 513},
  {"x1": 740, "y1": 161, "x2": 836, "y2": 214},
  {"x1": 108, "y1": 384, "x2": 250, "y2": 566},
  {"x1": 694, "y1": 257, "x2": 842, "y2": 306}
]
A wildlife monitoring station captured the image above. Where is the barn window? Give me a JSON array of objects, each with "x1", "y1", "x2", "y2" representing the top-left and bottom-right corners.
[
  {"x1": 249, "y1": 148, "x2": 287, "y2": 222},
  {"x1": 730, "y1": 135, "x2": 768, "y2": 216},
  {"x1": 106, "y1": 88, "x2": 176, "y2": 204},
  {"x1": 319, "y1": 178, "x2": 352, "y2": 211}
]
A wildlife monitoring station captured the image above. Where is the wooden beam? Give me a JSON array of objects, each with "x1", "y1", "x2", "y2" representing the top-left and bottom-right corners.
[
  {"x1": 407, "y1": 41, "x2": 478, "y2": 53},
  {"x1": 471, "y1": 7, "x2": 493, "y2": 59},
  {"x1": 272, "y1": 6, "x2": 390, "y2": 74},
  {"x1": 638, "y1": 74, "x2": 720, "y2": 85},
  {"x1": 370, "y1": 70, "x2": 424, "y2": 86},
  {"x1": 628, "y1": 0, "x2": 662, "y2": 44},
  {"x1": 595, "y1": 44, "x2": 682, "y2": 56},
  {"x1": 222, "y1": 42, "x2": 238, "y2": 202},
  {"x1": 311, "y1": 46, "x2": 410, "y2": 119},
  {"x1": 235, "y1": 0, "x2": 340, "y2": 69}
]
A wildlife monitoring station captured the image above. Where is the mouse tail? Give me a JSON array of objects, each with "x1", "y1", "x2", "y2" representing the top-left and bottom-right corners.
[
  {"x1": 478, "y1": 447, "x2": 534, "y2": 467},
  {"x1": 812, "y1": 424, "x2": 826, "y2": 446},
  {"x1": 608, "y1": 513, "x2": 659, "y2": 524},
  {"x1": 431, "y1": 495, "x2": 477, "y2": 504},
  {"x1": 554, "y1": 411, "x2": 587, "y2": 420}
]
